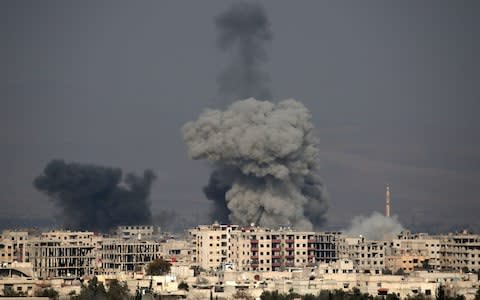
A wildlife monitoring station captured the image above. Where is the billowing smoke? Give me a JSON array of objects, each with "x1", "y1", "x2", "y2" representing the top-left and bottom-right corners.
[
  {"x1": 345, "y1": 211, "x2": 404, "y2": 240},
  {"x1": 34, "y1": 159, "x2": 155, "y2": 232},
  {"x1": 216, "y1": 2, "x2": 272, "y2": 101},
  {"x1": 183, "y1": 98, "x2": 328, "y2": 230}
]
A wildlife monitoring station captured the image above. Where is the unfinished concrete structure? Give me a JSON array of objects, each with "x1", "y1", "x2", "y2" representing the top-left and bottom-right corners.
[
  {"x1": 100, "y1": 238, "x2": 161, "y2": 274},
  {"x1": 29, "y1": 232, "x2": 97, "y2": 279}
]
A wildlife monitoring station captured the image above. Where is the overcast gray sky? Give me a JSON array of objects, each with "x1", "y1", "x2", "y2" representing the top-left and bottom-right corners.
[{"x1": 1, "y1": 1, "x2": 479, "y2": 232}]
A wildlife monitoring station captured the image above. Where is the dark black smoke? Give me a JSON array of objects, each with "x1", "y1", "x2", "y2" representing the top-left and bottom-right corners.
[
  {"x1": 34, "y1": 159, "x2": 155, "y2": 232},
  {"x1": 202, "y1": 166, "x2": 236, "y2": 223},
  {"x1": 215, "y1": 2, "x2": 272, "y2": 101}
]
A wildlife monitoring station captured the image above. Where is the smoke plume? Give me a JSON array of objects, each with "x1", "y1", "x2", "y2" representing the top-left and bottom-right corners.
[
  {"x1": 183, "y1": 98, "x2": 328, "y2": 230},
  {"x1": 34, "y1": 159, "x2": 155, "y2": 232},
  {"x1": 216, "y1": 2, "x2": 272, "y2": 101},
  {"x1": 345, "y1": 211, "x2": 404, "y2": 240}
]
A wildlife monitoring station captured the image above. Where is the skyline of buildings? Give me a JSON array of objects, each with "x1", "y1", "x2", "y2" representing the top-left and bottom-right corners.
[{"x1": 1, "y1": 222, "x2": 480, "y2": 299}]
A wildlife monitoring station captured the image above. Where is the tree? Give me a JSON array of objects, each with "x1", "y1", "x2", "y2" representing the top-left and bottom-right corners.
[
  {"x1": 475, "y1": 288, "x2": 480, "y2": 300},
  {"x1": 406, "y1": 294, "x2": 426, "y2": 300},
  {"x1": 383, "y1": 268, "x2": 393, "y2": 275},
  {"x1": 106, "y1": 279, "x2": 129, "y2": 300},
  {"x1": 178, "y1": 281, "x2": 189, "y2": 291},
  {"x1": 3, "y1": 286, "x2": 25, "y2": 297},
  {"x1": 422, "y1": 259, "x2": 431, "y2": 271},
  {"x1": 394, "y1": 268, "x2": 406, "y2": 276},
  {"x1": 35, "y1": 287, "x2": 59, "y2": 299},
  {"x1": 233, "y1": 289, "x2": 254, "y2": 299},
  {"x1": 146, "y1": 258, "x2": 171, "y2": 275},
  {"x1": 73, "y1": 277, "x2": 107, "y2": 300},
  {"x1": 386, "y1": 293, "x2": 400, "y2": 300}
]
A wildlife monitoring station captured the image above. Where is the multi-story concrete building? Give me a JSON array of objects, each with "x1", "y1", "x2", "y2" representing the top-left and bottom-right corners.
[
  {"x1": 338, "y1": 237, "x2": 386, "y2": 274},
  {"x1": 439, "y1": 231, "x2": 480, "y2": 272},
  {"x1": 100, "y1": 238, "x2": 161, "y2": 274},
  {"x1": 188, "y1": 223, "x2": 239, "y2": 270},
  {"x1": 189, "y1": 223, "x2": 339, "y2": 272},
  {"x1": 116, "y1": 225, "x2": 157, "y2": 239},
  {"x1": 0, "y1": 230, "x2": 29, "y2": 263},
  {"x1": 159, "y1": 239, "x2": 193, "y2": 265},
  {"x1": 230, "y1": 227, "x2": 339, "y2": 272},
  {"x1": 29, "y1": 231, "x2": 98, "y2": 279},
  {"x1": 386, "y1": 232, "x2": 441, "y2": 272}
]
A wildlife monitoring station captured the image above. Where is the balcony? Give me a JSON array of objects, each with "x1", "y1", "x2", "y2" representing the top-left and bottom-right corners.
[
  {"x1": 271, "y1": 247, "x2": 281, "y2": 251},
  {"x1": 272, "y1": 239, "x2": 281, "y2": 243},
  {"x1": 286, "y1": 239, "x2": 294, "y2": 243},
  {"x1": 251, "y1": 240, "x2": 258, "y2": 244},
  {"x1": 272, "y1": 255, "x2": 282, "y2": 259},
  {"x1": 272, "y1": 262, "x2": 281, "y2": 267},
  {"x1": 285, "y1": 255, "x2": 294, "y2": 259}
]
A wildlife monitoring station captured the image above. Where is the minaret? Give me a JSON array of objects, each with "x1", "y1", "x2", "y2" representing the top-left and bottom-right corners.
[{"x1": 385, "y1": 185, "x2": 391, "y2": 217}]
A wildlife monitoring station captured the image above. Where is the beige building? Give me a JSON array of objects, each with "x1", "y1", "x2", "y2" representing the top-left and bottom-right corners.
[
  {"x1": 159, "y1": 239, "x2": 193, "y2": 265},
  {"x1": 189, "y1": 223, "x2": 239, "y2": 270},
  {"x1": 383, "y1": 233, "x2": 441, "y2": 273},
  {"x1": 116, "y1": 225, "x2": 157, "y2": 239},
  {"x1": 100, "y1": 238, "x2": 161, "y2": 274},
  {"x1": 230, "y1": 227, "x2": 339, "y2": 272},
  {"x1": 29, "y1": 231, "x2": 99, "y2": 279},
  {"x1": 440, "y1": 231, "x2": 480, "y2": 272},
  {"x1": 190, "y1": 223, "x2": 339, "y2": 272},
  {"x1": 0, "y1": 230, "x2": 29, "y2": 264},
  {"x1": 338, "y1": 237, "x2": 386, "y2": 274}
]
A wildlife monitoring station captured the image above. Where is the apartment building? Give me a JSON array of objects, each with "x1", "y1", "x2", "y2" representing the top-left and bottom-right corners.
[
  {"x1": 159, "y1": 239, "x2": 193, "y2": 265},
  {"x1": 386, "y1": 232, "x2": 441, "y2": 272},
  {"x1": 338, "y1": 237, "x2": 386, "y2": 274},
  {"x1": 188, "y1": 223, "x2": 239, "y2": 270},
  {"x1": 231, "y1": 228, "x2": 339, "y2": 272},
  {"x1": 116, "y1": 225, "x2": 157, "y2": 239},
  {"x1": 100, "y1": 238, "x2": 161, "y2": 274},
  {"x1": 439, "y1": 231, "x2": 480, "y2": 272},
  {"x1": 189, "y1": 223, "x2": 339, "y2": 272},
  {"x1": 0, "y1": 230, "x2": 29, "y2": 263}
]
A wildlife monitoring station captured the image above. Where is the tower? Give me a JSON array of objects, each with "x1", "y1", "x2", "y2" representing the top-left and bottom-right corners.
[{"x1": 385, "y1": 185, "x2": 391, "y2": 217}]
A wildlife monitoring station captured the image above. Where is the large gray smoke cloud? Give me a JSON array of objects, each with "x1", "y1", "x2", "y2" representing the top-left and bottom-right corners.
[
  {"x1": 183, "y1": 98, "x2": 328, "y2": 230},
  {"x1": 345, "y1": 211, "x2": 404, "y2": 240},
  {"x1": 34, "y1": 160, "x2": 155, "y2": 232},
  {"x1": 216, "y1": 2, "x2": 272, "y2": 101}
]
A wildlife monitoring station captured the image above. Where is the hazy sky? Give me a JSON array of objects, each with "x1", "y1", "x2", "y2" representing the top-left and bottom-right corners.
[{"x1": 1, "y1": 1, "x2": 479, "y2": 232}]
